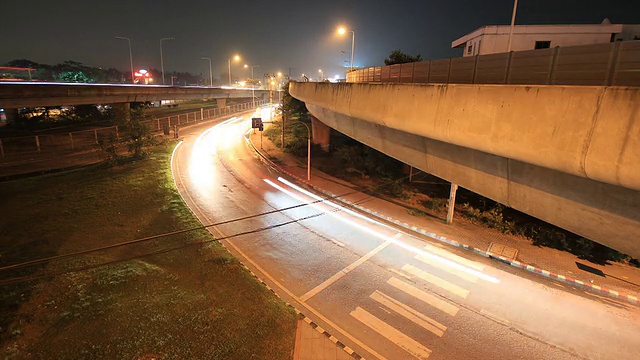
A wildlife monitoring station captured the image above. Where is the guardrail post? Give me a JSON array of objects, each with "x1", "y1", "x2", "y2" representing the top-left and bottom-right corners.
[
  {"x1": 94, "y1": 129, "x2": 98, "y2": 144},
  {"x1": 446, "y1": 58, "x2": 452, "y2": 83},
  {"x1": 605, "y1": 41, "x2": 622, "y2": 86},
  {"x1": 0, "y1": 139, "x2": 4, "y2": 158},
  {"x1": 35, "y1": 135, "x2": 41, "y2": 153},
  {"x1": 547, "y1": 47, "x2": 560, "y2": 84},
  {"x1": 156, "y1": 118, "x2": 160, "y2": 130},
  {"x1": 115, "y1": 126, "x2": 119, "y2": 140},
  {"x1": 69, "y1": 133, "x2": 74, "y2": 150},
  {"x1": 201, "y1": 108, "x2": 204, "y2": 120}
]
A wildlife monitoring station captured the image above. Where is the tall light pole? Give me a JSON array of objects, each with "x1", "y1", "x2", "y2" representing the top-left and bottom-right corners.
[
  {"x1": 228, "y1": 54, "x2": 240, "y2": 86},
  {"x1": 244, "y1": 64, "x2": 259, "y2": 108},
  {"x1": 507, "y1": 0, "x2": 519, "y2": 52},
  {"x1": 201, "y1": 57, "x2": 212, "y2": 87},
  {"x1": 318, "y1": 69, "x2": 323, "y2": 81},
  {"x1": 115, "y1": 36, "x2": 134, "y2": 84},
  {"x1": 338, "y1": 27, "x2": 355, "y2": 71},
  {"x1": 160, "y1": 37, "x2": 174, "y2": 85}
]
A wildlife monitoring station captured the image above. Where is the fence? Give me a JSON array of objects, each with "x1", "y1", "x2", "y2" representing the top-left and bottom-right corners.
[
  {"x1": 347, "y1": 40, "x2": 640, "y2": 86},
  {"x1": 0, "y1": 100, "x2": 266, "y2": 159}
]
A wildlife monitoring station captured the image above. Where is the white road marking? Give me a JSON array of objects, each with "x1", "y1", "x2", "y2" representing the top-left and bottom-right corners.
[
  {"x1": 371, "y1": 290, "x2": 446, "y2": 337},
  {"x1": 415, "y1": 253, "x2": 479, "y2": 283},
  {"x1": 402, "y1": 264, "x2": 470, "y2": 298},
  {"x1": 300, "y1": 234, "x2": 400, "y2": 302},
  {"x1": 422, "y1": 243, "x2": 486, "y2": 271},
  {"x1": 172, "y1": 139, "x2": 389, "y2": 360},
  {"x1": 388, "y1": 277, "x2": 459, "y2": 316},
  {"x1": 351, "y1": 306, "x2": 432, "y2": 359}
]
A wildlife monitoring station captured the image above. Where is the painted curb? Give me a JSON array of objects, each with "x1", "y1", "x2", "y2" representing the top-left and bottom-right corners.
[
  {"x1": 242, "y1": 264, "x2": 365, "y2": 360},
  {"x1": 247, "y1": 134, "x2": 640, "y2": 307}
]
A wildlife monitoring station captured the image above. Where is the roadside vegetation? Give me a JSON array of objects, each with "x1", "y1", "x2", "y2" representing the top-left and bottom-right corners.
[
  {"x1": 274, "y1": 80, "x2": 638, "y2": 267},
  {"x1": 0, "y1": 143, "x2": 296, "y2": 358}
]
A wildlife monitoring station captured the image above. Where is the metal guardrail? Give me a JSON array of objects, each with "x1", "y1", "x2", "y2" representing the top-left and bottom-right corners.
[
  {"x1": 347, "y1": 40, "x2": 640, "y2": 86},
  {"x1": 0, "y1": 100, "x2": 266, "y2": 158}
]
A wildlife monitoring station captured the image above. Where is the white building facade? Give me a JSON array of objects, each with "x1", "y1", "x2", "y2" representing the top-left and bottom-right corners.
[{"x1": 452, "y1": 20, "x2": 640, "y2": 57}]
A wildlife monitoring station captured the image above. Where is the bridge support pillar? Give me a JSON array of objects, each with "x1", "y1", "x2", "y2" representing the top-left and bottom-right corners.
[
  {"x1": 311, "y1": 116, "x2": 331, "y2": 152},
  {"x1": 0, "y1": 108, "x2": 19, "y2": 127},
  {"x1": 446, "y1": 183, "x2": 458, "y2": 225},
  {"x1": 216, "y1": 98, "x2": 227, "y2": 109},
  {"x1": 112, "y1": 102, "x2": 131, "y2": 121}
]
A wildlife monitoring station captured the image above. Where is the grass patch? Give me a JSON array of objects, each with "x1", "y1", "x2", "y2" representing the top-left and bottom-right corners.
[{"x1": 0, "y1": 143, "x2": 296, "y2": 359}]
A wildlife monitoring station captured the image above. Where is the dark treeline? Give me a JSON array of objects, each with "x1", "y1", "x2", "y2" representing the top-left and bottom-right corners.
[{"x1": 2, "y1": 59, "x2": 202, "y2": 85}]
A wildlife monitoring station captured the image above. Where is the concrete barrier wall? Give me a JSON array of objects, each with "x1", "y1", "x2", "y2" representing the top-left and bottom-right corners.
[
  {"x1": 290, "y1": 82, "x2": 640, "y2": 191},
  {"x1": 0, "y1": 83, "x2": 269, "y2": 108},
  {"x1": 307, "y1": 104, "x2": 640, "y2": 258}
]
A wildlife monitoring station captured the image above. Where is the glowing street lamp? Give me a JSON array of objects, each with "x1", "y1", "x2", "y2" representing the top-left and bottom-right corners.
[
  {"x1": 337, "y1": 26, "x2": 355, "y2": 71},
  {"x1": 228, "y1": 54, "x2": 240, "y2": 86},
  {"x1": 318, "y1": 69, "x2": 323, "y2": 81}
]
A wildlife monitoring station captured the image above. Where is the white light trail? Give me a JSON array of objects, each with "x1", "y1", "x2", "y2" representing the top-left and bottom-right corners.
[{"x1": 267, "y1": 177, "x2": 500, "y2": 284}]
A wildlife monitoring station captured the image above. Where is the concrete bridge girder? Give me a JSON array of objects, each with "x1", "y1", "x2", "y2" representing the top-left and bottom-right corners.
[
  {"x1": 291, "y1": 83, "x2": 640, "y2": 192},
  {"x1": 304, "y1": 103, "x2": 640, "y2": 259}
]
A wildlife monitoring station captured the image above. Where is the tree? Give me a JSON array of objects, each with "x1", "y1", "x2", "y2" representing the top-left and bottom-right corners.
[
  {"x1": 384, "y1": 50, "x2": 422, "y2": 65},
  {"x1": 281, "y1": 80, "x2": 308, "y2": 117}
]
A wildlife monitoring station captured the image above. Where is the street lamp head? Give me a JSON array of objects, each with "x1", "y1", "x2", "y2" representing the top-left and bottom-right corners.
[
  {"x1": 244, "y1": 64, "x2": 248, "y2": 68},
  {"x1": 277, "y1": 72, "x2": 282, "y2": 77},
  {"x1": 318, "y1": 69, "x2": 322, "y2": 72},
  {"x1": 337, "y1": 27, "x2": 346, "y2": 35},
  {"x1": 233, "y1": 55, "x2": 240, "y2": 61}
]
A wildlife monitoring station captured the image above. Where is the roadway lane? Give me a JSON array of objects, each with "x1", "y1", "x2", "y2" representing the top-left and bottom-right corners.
[{"x1": 172, "y1": 110, "x2": 640, "y2": 360}]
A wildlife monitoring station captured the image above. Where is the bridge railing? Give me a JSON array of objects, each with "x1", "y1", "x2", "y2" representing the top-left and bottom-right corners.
[
  {"x1": 0, "y1": 100, "x2": 266, "y2": 159},
  {"x1": 347, "y1": 40, "x2": 640, "y2": 86}
]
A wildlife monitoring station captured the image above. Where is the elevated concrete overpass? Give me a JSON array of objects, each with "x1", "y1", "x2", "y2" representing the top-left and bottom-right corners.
[
  {"x1": 0, "y1": 82, "x2": 269, "y2": 119},
  {"x1": 290, "y1": 82, "x2": 640, "y2": 258}
]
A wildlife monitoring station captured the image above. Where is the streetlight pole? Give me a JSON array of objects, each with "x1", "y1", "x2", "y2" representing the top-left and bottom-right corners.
[
  {"x1": 338, "y1": 27, "x2": 356, "y2": 71},
  {"x1": 160, "y1": 37, "x2": 174, "y2": 85},
  {"x1": 228, "y1": 55, "x2": 240, "y2": 87},
  {"x1": 349, "y1": 31, "x2": 355, "y2": 70},
  {"x1": 507, "y1": 0, "x2": 519, "y2": 53},
  {"x1": 115, "y1": 36, "x2": 134, "y2": 84},
  {"x1": 245, "y1": 64, "x2": 259, "y2": 109},
  {"x1": 201, "y1": 57, "x2": 212, "y2": 87},
  {"x1": 318, "y1": 69, "x2": 323, "y2": 81}
]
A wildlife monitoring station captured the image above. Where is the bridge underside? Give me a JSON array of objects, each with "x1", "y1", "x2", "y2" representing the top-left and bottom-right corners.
[{"x1": 308, "y1": 104, "x2": 640, "y2": 259}]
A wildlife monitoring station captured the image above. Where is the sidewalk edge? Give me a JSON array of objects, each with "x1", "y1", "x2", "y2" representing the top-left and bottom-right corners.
[{"x1": 246, "y1": 133, "x2": 640, "y2": 307}]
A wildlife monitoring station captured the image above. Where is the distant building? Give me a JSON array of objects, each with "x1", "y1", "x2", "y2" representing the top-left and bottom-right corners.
[{"x1": 452, "y1": 19, "x2": 640, "y2": 57}]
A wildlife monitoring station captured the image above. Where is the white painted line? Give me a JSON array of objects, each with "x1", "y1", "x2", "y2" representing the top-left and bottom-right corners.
[
  {"x1": 389, "y1": 268, "x2": 413, "y2": 280},
  {"x1": 371, "y1": 290, "x2": 446, "y2": 337},
  {"x1": 402, "y1": 264, "x2": 470, "y2": 299},
  {"x1": 173, "y1": 148, "x2": 385, "y2": 360},
  {"x1": 388, "y1": 277, "x2": 459, "y2": 316},
  {"x1": 274, "y1": 177, "x2": 499, "y2": 284},
  {"x1": 415, "y1": 254, "x2": 478, "y2": 284},
  {"x1": 422, "y1": 243, "x2": 485, "y2": 271},
  {"x1": 351, "y1": 307, "x2": 432, "y2": 359},
  {"x1": 300, "y1": 238, "x2": 394, "y2": 302}
]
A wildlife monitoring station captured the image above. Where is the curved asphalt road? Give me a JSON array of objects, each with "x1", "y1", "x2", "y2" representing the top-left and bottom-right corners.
[{"x1": 171, "y1": 110, "x2": 640, "y2": 360}]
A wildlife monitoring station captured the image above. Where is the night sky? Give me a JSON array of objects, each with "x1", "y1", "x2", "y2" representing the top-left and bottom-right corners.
[{"x1": 2, "y1": 0, "x2": 639, "y2": 80}]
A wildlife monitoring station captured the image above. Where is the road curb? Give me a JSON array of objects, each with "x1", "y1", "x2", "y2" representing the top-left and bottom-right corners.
[
  {"x1": 247, "y1": 134, "x2": 640, "y2": 307},
  {"x1": 241, "y1": 264, "x2": 365, "y2": 360}
]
